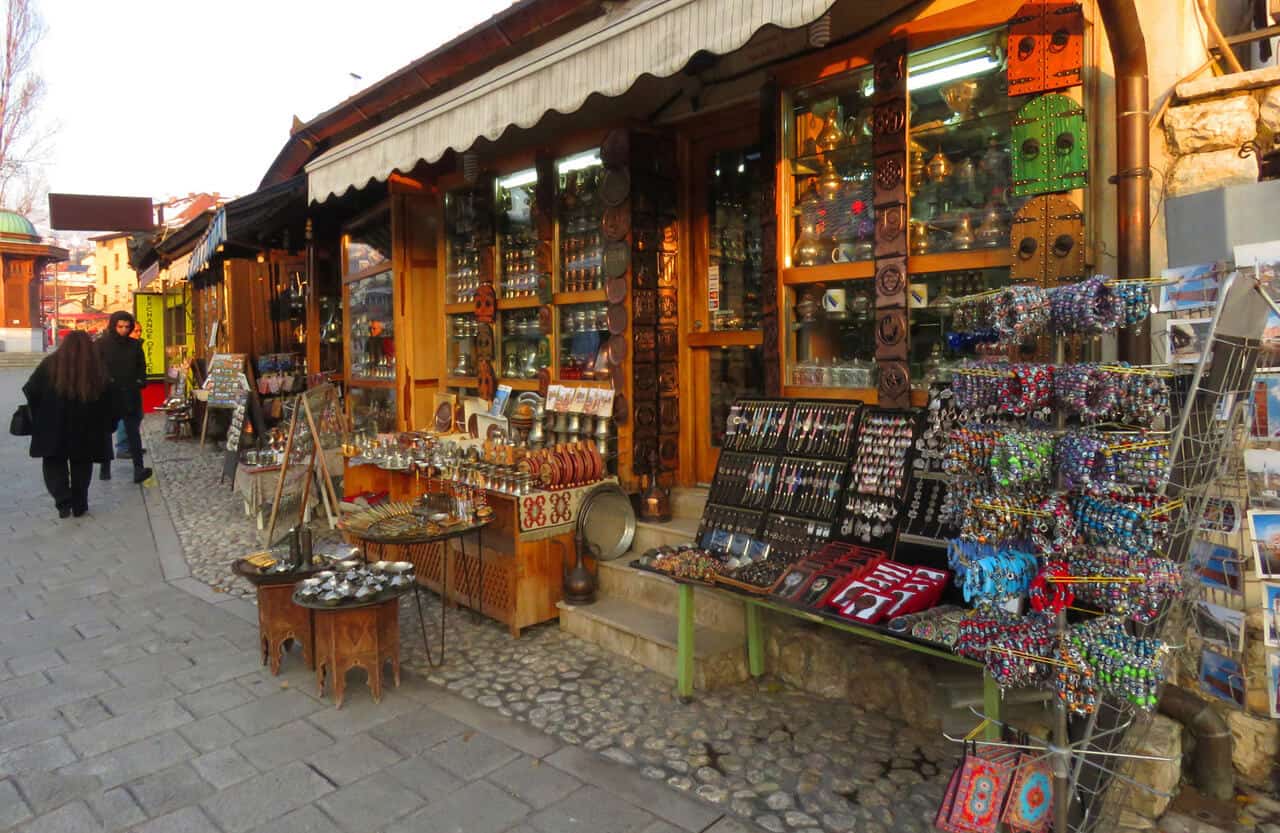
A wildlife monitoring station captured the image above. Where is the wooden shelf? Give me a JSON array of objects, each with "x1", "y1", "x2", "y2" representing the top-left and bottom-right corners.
[
  {"x1": 498, "y1": 378, "x2": 540, "y2": 391},
  {"x1": 782, "y1": 384, "x2": 929, "y2": 407},
  {"x1": 348, "y1": 378, "x2": 396, "y2": 389},
  {"x1": 688, "y1": 330, "x2": 763, "y2": 348},
  {"x1": 497, "y1": 296, "x2": 543, "y2": 310},
  {"x1": 445, "y1": 376, "x2": 478, "y2": 388},
  {"x1": 554, "y1": 378, "x2": 612, "y2": 388},
  {"x1": 909, "y1": 248, "x2": 1011, "y2": 274},
  {"x1": 553, "y1": 289, "x2": 607, "y2": 305},
  {"x1": 782, "y1": 262, "x2": 874, "y2": 285},
  {"x1": 445, "y1": 302, "x2": 474, "y2": 315}
]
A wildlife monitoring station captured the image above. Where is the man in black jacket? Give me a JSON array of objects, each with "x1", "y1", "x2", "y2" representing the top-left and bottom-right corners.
[{"x1": 98, "y1": 310, "x2": 153, "y2": 483}]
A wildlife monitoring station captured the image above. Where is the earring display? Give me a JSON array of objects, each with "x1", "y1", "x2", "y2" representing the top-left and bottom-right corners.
[
  {"x1": 839, "y1": 409, "x2": 920, "y2": 545},
  {"x1": 785, "y1": 402, "x2": 861, "y2": 457}
]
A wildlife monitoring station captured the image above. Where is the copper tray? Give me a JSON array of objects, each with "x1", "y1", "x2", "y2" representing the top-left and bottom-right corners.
[
  {"x1": 600, "y1": 169, "x2": 631, "y2": 207},
  {"x1": 231, "y1": 558, "x2": 325, "y2": 587},
  {"x1": 603, "y1": 241, "x2": 629, "y2": 278},
  {"x1": 606, "y1": 275, "x2": 628, "y2": 305},
  {"x1": 607, "y1": 303, "x2": 628, "y2": 335},
  {"x1": 607, "y1": 333, "x2": 628, "y2": 366}
]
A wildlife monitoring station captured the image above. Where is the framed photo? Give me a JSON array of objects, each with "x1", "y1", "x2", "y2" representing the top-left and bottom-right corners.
[
  {"x1": 1159, "y1": 262, "x2": 1229, "y2": 312},
  {"x1": 1193, "y1": 600, "x2": 1246, "y2": 652},
  {"x1": 1200, "y1": 499, "x2": 1243, "y2": 535},
  {"x1": 1250, "y1": 509, "x2": 1280, "y2": 579},
  {"x1": 1246, "y1": 449, "x2": 1280, "y2": 507},
  {"x1": 1199, "y1": 649, "x2": 1246, "y2": 708},
  {"x1": 1264, "y1": 583, "x2": 1280, "y2": 648},
  {"x1": 1168, "y1": 317, "x2": 1213, "y2": 364},
  {"x1": 1190, "y1": 540, "x2": 1245, "y2": 595},
  {"x1": 1252, "y1": 374, "x2": 1280, "y2": 439},
  {"x1": 1269, "y1": 653, "x2": 1280, "y2": 719}
]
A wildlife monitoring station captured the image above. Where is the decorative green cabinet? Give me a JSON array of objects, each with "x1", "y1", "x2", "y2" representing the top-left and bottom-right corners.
[{"x1": 1011, "y1": 94, "x2": 1088, "y2": 197}]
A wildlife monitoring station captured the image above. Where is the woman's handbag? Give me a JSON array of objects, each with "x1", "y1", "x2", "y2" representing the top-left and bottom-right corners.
[{"x1": 9, "y1": 404, "x2": 32, "y2": 436}]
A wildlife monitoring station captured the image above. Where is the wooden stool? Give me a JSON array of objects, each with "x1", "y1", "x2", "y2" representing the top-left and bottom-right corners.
[
  {"x1": 257, "y1": 583, "x2": 314, "y2": 674},
  {"x1": 313, "y1": 597, "x2": 401, "y2": 708}
]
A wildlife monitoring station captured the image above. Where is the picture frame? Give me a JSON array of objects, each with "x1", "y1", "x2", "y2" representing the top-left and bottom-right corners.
[
  {"x1": 1168, "y1": 317, "x2": 1213, "y2": 364},
  {"x1": 1249, "y1": 510, "x2": 1280, "y2": 579},
  {"x1": 1190, "y1": 539, "x2": 1245, "y2": 595},
  {"x1": 1269, "y1": 652, "x2": 1280, "y2": 719},
  {"x1": 1193, "y1": 600, "x2": 1246, "y2": 652},
  {"x1": 1198, "y1": 649, "x2": 1246, "y2": 708},
  {"x1": 1264, "y1": 583, "x2": 1280, "y2": 648}
]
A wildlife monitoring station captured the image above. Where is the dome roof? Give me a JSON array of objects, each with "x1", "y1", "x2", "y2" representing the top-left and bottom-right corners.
[{"x1": 0, "y1": 210, "x2": 38, "y2": 241}]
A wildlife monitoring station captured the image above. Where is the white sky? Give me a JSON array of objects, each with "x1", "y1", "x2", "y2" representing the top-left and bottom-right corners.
[{"x1": 33, "y1": 0, "x2": 517, "y2": 207}]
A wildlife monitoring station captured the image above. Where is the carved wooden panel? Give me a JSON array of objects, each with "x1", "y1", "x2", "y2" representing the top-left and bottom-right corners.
[{"x1": 872, "y1": 39, "x2": 910, "y2": 407}]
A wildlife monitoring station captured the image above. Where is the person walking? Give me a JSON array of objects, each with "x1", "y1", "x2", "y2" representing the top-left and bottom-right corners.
[
  {"x1": 98, "y1": 310, "x2": 153, "y2": 483},
  {"x1": 22, "y1": 331, "x2": 114, "y2": 518}
]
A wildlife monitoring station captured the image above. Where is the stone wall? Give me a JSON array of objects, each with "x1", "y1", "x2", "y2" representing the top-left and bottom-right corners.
[
  {"x1": 761, "y1": 612, "x2": 943, "y2": 729},
  {"x1": 1163, "y1": 66, "x2": 1280, "y2": 197}
]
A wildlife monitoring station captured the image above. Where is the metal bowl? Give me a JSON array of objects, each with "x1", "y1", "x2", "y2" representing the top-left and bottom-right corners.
[
  {"x1": 386, "y1": 562, "x2": 414, "y2": 574},
  {"x1": 577, "y1": 483, "x2": 636, "y2": 561}
]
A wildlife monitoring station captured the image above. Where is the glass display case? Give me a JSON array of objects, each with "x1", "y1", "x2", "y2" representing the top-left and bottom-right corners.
[
  {"x1": 787, "y1": 279, "x2": 877, "y2": 388},
  {"x1": 447, "y1": 313, "x2": 478, "y2": 379},
  {"x1": 347, "y1": 270, "x2": 394, "y2": 381},
  {"x1": 499, "y1": 308, "x2": 549, "y2": 381},
  {"x1": 787, "y1": 64, "x2": 875, "y2": 269},
  {"x1": 707, "y1": 147, "x2": 765, "y2": 331},
  {"x1": 557, "y1": 151, "x2": 604, "y2": 294},
  {"x1": 906, "y1": 29, "x2": 1028, "y2": 256},
  {"x1": 445, "y1": 189, "x2": 483, "y2": 305},
  {"x1": 349, "y1": 386, "x2": 396, "y2": 434},
  {"x1": 497, "y1": 168, "x2": 548, "y2": 301},
  {"x1": 558, "y1": 302, "x2": 609, "y2": 380}
]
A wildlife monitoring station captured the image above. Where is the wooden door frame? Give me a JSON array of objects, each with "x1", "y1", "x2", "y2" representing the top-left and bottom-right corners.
[{"x1": 677, "y1": 108, "x2": 762, "y2": 487}]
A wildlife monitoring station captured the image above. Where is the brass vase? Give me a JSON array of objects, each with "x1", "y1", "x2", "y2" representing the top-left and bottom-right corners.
[{"x1": 563, "y1": 532, "x2": 598, "y2": 605}]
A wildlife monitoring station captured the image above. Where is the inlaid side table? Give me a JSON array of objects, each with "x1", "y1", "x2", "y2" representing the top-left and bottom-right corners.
[
  {"x1": 298, "y1": 592, "x2": 406, "y2": 708},
  {"x1": 231, "y1": 560, "x2": 318, "y2": 675}
]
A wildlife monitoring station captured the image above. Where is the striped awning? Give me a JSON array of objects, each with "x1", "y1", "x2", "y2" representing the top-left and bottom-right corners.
[
  {"x1": 306, "y1": 0, "x2": 838, "y2": 202},
  {"x1": 186, "y1": 208, "x2": 226, "y2": 280}
]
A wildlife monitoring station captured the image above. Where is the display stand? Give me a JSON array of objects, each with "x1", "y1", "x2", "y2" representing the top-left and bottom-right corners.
[
  {"x1": 199, "y1": 353, "x2": 252, "y2": 449},
  {"x1": 264, "y1": 384, "x2": 343, "y2": 543}
]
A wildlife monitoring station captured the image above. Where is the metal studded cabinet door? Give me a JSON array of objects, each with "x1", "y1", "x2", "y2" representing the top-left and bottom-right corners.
[
  {"x1": 1008, "y1": 3, "x2": 1046, "y2": 97},
  {"x1": 1008, "y1": 2, "x2": 1084, "y2": 96},
  {"x1": 1044, "y1": 194, "x2": 1085, "y2": 283},
  {"x1": 1009, "y1": 198, "x2": 1047, "y2": 283},
  {"x1": 1012, "y1": 94, "x2": 1087, "y2": 197}
]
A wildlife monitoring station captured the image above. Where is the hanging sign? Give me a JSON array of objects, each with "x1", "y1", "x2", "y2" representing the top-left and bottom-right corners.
[{"x1": 133, "y1": 292, "x2": 167, "y2": 378}]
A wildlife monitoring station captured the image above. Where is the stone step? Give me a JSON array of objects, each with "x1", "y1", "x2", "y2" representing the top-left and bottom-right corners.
[
  {"x1": 631, "y1": 516, "x2": 700, "y2": 554},
  {"x1": 597, "y1": 559, "x2": 745, "y2": 635},
  {"x1": 558, "y1": 596, "x2": 747, "y2": 691},
  {"x1": 0, "y1": 352, "x2": 44, "y2": 368},
  {"x1": 669, "y1": 486, "x2": 708, "y2": 521}
]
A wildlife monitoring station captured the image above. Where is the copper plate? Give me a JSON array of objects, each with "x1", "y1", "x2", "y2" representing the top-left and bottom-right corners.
[
  {"x1": 601, "y1": 129, "x2": 629, "y2": 166},
  {"x1": 608, "y1": 333, "x2": 628, "y2": 366},
  {"x1": 600, "y1": 169, "x2": 631, "y2": 207},
  {"x1": 603, "y1": 241, "x2": 630, "y2": 278},
  {"x1": 602, "y1": 203, "x2": 630, "y2": 241},
  {"x1": 606, "y1": 275, "x2": 628, "y2": 305},
  {"x1": 608, "y1": 303, "x2": 628, "y2": 335}
]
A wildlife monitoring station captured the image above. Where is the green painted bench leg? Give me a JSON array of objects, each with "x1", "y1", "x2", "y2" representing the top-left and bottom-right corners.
[
  {"x1": 677, "y1": 584, "x2": 695, "y2": 700},
  {"x1": 746, "y1": 601, "x2": 764, "y2": 677},
  {"x1": 983, "y1": 670, "x2": 1000, "y2": 740}
]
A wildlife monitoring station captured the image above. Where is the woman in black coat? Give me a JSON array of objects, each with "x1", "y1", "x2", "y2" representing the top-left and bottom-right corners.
[{"x1": 23, "y1": 330, "x2": 114, "y2": 518}]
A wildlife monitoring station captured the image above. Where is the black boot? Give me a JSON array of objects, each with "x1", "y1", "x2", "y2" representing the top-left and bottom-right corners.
[
  {"x1": 100, "y1": 462, "x2": 111, "y2": 481},
  {"x1": 133, "y1": 467, "x2": 153, "y2": 484}
]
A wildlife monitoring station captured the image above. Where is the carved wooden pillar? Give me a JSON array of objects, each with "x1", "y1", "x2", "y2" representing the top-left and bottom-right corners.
[
  {"x1": 872, "y1": 40, "x2": 911, "y2": 408},
  {"x1": 759, "y1": 78, "x2": 782, "y2": 397}
]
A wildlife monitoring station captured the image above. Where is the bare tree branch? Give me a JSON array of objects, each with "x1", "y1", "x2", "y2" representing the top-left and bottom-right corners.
[{"x1": 0, "y1": 0, "x2": 49, "y2": 216}]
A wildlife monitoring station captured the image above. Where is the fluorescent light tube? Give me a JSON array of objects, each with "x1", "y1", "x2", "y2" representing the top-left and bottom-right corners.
[
  {"x1": 907, "y1": 55, "x2": 1001, "y2": 91},
  {"x1": 498, "y1": 168, "x2": 538, "y2": 189},
  {"x1": 557, "y1": 151, "x2": 601, "y2": 173}
]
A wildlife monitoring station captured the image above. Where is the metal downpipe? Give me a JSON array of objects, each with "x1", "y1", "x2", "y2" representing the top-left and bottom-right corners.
[
  {"x1": 1097, "y1": 0, "x2": 1152, "y2": 363},
  {"x1": 1159, "y1": 685, "x2": 1235, "y2": 800}
]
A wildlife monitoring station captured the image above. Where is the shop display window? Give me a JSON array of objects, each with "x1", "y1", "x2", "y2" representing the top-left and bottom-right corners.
[
  {"x1": 557, "y1": 150, "x2": 605, "y2": 294},
  {"x1": 497, "y1": 168, "x2": 548, "y2": 301},
  {"x1": 707, "y1": 147, "x2": 764, "y2": 331},
  {"x1": 708, "y1": 346, "x2": 766, "y2": 447},
  {"x1": 788, "y1": 65, "x2": 875, "y2": 269},
  {"x1": 788, "y1": 279, "x2": 877, "y2": 388},
  {"x1": 499, "y1": 308, "x2": 549, "y2": 381},
  {"x1": 348, "y1": 385, "x2": 395, "y2": 434},
  {"x1": 447, "y1": 313, "x2": 477, "y2": 379},
  {"x1": 907, "y1": 267, "x2": 1012, "y2": 381},
  {"x1": 445, "y1": 189, "x2": 484, "y2": 305},
  {"x1": 347, "y1": 270, "x2": 394, "y2": 381},
  {"x1": 558, "y1": 301, "x2": 609, "y2": 380},
  {"x1": 345, "y1": 237, "x2": 388, "y2": 278},
  {"x1": 907, "y1": 29, "x2": 1029, "y2": 256}
]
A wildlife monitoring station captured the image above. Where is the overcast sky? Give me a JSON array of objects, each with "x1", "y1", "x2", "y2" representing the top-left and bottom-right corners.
[{"x1": 33, "y1": 0, "x2": 515, "y2": 208}]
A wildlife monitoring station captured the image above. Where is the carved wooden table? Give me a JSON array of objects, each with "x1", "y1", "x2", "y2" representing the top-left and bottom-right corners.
[
  {"x1": 231, "y1": 560, "x2": 320, "y2": 675},
  {"x1": 296, "y1": 590, "x2": 409, "y2": 708}
]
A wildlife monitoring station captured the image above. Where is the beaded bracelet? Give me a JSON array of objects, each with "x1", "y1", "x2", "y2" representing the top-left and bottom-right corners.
[
  {"x1": 990, "y1": 429, "x2": 1056, "y2": 490},
  {"x1": 993, "y1": 285, "x2": 1051, "y2": 345},
  {"x1": 1071, "y1": 618, "x2": 1165, "y2": 710},
  {"x1": 1054, "y1": 638, "x2": 1099, "y2": 716},
  {"x1": 1028, "y1": 561, "x2": 1074, "y2": 613},
  {"x1": 1114, "y1": 283, "x2": 1152, "y2": 327},
  {"x1": 1049, "y1": 276, "x2": 1124, "y2": 335}
]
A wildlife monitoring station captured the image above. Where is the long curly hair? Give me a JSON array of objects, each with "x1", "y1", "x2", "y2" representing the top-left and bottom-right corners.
[{"x1": 47, "y1": 331, "x2": 108, "y2": 402}]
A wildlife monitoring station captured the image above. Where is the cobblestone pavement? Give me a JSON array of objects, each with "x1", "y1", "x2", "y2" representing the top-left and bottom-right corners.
[
  {"x1": 142, "y1": 412, "x2": 963, "y2": 833},
  {"x1": 0, "y1": 369, "x2": 737, "y2": 833}
]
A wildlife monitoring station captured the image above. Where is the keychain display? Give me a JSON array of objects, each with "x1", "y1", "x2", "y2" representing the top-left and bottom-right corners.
[
  {"x1": 901, "y1": 477, "x2": 956, "y2": 540},
  {"x1": 1071, "y1": 618, "x2": 1166, "y2": 710},
  {"x1": 1074, "y1": 492, "x2": 1173, "y2": 556},
  {"x1": 951, "y1": 363, "x2": 1055, "y2": 418},
  {"x1": 947, "y1": 275, "x2": 1150, "y2": 343},
  {"x1": 946, "y1": 540, "x2": 1039, "y2": 605},
  {"x1": 1067, "y1": 549, "x2": 1182, "y2": 623},
  {"x1": 1057, "y1": 430, "x2": 1169, "y2": 492},
  {"x1": 1028, "y1": 561, "x2": 1074, "y2": 614}
]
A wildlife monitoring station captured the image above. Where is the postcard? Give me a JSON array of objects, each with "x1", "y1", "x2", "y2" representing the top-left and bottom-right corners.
[
  {"x1": 1193, "y1": 600, "x2": 1246, "y2": 652},
  {"x1": 1246, "y1": 449, "x2": 1280, "y2": 507},
  {"x1": 1159, "y1": 262, "x2": 1229, "y2": 313},
  {"x1": 1264, "y1": 584, "x2": 1280, "y2": 648},
  {"x1": 1252, "y1": 374, "x2": 1280, "y2": 439},
  {"x1": 1269, "y1": 653, "x2": 1280, "y2": 719},
  {"x1": 1168, "y1": 317, "x2": 1213, "y2": 364},
  {"x1": 1200, "y1": 499, "x2": 1243, "y2": 535},
  {"x1": 1250, "y1": 510, "x2": 1280, "y2": 579},
  {"x1": 1190, "y1": 539, "x2": 1245, "y2": 595},
  {"x1": 1199, "y1": 649, "x2": 1246, "y2": 708}
]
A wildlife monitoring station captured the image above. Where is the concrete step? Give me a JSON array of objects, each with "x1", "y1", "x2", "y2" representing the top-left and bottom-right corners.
[
  {"x1": 0, "y1": 352, "x2": 44, "y2": 368},
  {"x1": 559, "y1": 596, "x2": 747, "y2": 691},
  {"x1": 669, "y1": 486, "x2": 708, "y2": 521},
  {"x1": 597, "y1": 559, "x2": 745, "y2": 635}
]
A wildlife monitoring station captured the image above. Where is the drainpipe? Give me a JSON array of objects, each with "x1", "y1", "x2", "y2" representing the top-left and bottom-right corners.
[
  {"x1": 1159, "y1": 685, "x2": 1234, "y2": 800},
  {"x1": 1097, "y1": 0, "x2": 1151, "y2": 363}
]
